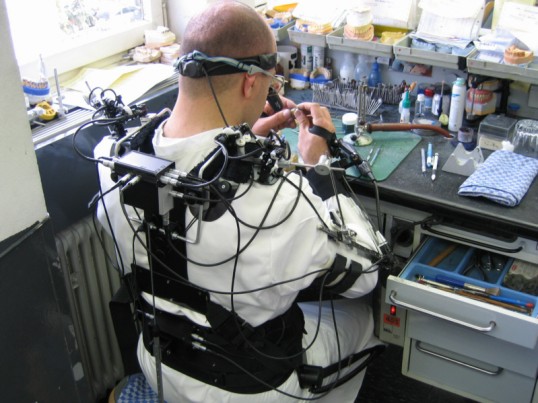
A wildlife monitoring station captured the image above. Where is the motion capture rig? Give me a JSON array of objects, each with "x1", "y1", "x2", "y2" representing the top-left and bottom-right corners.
[
  {"x1": 85, "y1": 87, "x2": 394, "y2": 397},
  {"x1": 86, "y1": 86, "x2": 394, "y2": 272}
]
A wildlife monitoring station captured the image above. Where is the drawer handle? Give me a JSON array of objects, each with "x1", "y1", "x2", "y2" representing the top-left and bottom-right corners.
[
  {"x1": 389, "y1": 290, "x2": 496, "y2": 332},
  {"x1": 415, "y1": 341, "x2": 503, "y2": 376},
  {"x1": 421, "y1": 223, "x2": 522, "y2": 254}
]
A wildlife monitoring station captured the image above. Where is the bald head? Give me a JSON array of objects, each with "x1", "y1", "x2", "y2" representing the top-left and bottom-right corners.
[{"x1": 181, "y1": 1, "x2": 275, "y2": 60}]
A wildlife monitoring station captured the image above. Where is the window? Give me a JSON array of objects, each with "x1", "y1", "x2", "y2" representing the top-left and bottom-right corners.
[{"x1": 6, "y1": 0, "x2": 164, "y2": 78}]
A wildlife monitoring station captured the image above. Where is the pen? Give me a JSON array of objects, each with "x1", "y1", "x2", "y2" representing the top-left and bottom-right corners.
[
  {"x1": 370, "y1": 147, "x2": 381, "y2": 166},
  {"x1": 426, "y1": 143, "x2": 433, "y2": 168},
  {"x1": 421, "y1": 147, "x2": 426, "y2": 174},
  {"x1": 366, "y1": 147, "x2": 374, "y2": 162},
  {"x1": 431, "y1": 153, "x2": 439, "y2": 181}
]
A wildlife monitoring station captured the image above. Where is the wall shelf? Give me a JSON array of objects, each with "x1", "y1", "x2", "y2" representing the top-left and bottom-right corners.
[{"x1": 326, "y1": 27, "x2": 393, "y2": 59}]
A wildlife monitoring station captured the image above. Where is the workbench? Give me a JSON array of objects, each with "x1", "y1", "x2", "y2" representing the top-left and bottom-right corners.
[
  {"x1": 287, "y1": 89, "x2": 538, "y2": 403},
  {"x1": 286, "y1": 88, "x2": 538, "y2": 239}
]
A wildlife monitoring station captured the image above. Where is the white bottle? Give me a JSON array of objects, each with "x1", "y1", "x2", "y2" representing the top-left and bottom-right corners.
[
  {"x1": 414, "y1": 93, "x2": 425, "y2": 118},
  {"x1": 340, "y1": 53, "x2": 355, "y2": 83},
  {"x1": 448, "y1": 77, "x2": 466, "y2": 132}
]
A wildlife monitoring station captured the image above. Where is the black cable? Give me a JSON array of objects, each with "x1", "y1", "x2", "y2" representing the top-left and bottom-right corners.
[
  {"x1": 72, "y1": 118, "x2": 123, "y2": 163},
  {"x1": 165, "y1": 170, "x2": 292, "y2": 268},
  {"x1": 117, "y1": 190, "x2": 326, "y2": 296},
  {"x1": 226, "y1": 170, "x2": 303, "y2": 231},
  {"x1": 370, "y1": 180, "x2": 383, "y2": 233},
  {"x1": 179, "y1": 141, "x2": 230, "y2": 189},
  {"x1": 203, "y1": 68, "x2": 229, "y2": 127},
  {"x1": 95, "y1": 163, "x2": 127, "y2": 278}
]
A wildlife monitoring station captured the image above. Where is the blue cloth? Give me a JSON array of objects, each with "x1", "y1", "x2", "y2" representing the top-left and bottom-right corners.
[
  {"x1": 458, "y1": 150, "x2": 538, "y2": 207},
  {"x1": 117, "y1": 373, "x2": 163, "y2": 403}
]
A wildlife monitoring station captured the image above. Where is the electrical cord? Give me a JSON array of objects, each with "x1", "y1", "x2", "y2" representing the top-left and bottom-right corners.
[
  {"x1": 222, "y1": 170, "x2": 304, "y2": 231},
  {"x1": 73, "y1": 118, "x2": 121, "y2": 163},
  {"x1": 117, "y1": 191, "x2": 327, "y2": 296}
]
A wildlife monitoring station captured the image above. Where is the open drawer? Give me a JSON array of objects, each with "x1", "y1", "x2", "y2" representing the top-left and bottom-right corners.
[{"x1": 386, "y1": 237, "x2": 538, "y2": 349}]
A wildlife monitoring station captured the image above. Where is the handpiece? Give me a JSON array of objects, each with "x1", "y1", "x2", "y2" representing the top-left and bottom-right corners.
[{"x1": 267, "y1": 87, "x2": 284, "y2": 112}]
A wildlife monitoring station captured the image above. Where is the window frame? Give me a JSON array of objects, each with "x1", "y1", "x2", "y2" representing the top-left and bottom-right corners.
[{"x1": 13, "y1": 0, "x2": 165, "y2": 79}]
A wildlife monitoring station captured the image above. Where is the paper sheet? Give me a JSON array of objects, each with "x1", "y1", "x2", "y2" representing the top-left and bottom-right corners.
[
  {"x1": 292, "y1": 0, "x2": 416, "y2": 29},
  {"x1": 362, "y1": 0, "x2": 416, "y2": 30},
  {"x1": 497, "y1": 2, "x2": 538, "y2": 53},
  {"x1": 416, "y1": 0, "x2": 484, "y2": 42},
  {"x1": 62, "y1": 63, "x2": 175, "y2": 109},
  {"x1": 292, "y1": 0, "x2": 351, "y2": 26}
]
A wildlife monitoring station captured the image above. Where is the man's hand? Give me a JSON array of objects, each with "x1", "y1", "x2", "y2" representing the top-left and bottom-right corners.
[
  {"x1": 294, "y1": 103, "x2": 334, "y2": 166},
  {"x1": 252, "y1": 96, "x2": 297, "y2": 136}
]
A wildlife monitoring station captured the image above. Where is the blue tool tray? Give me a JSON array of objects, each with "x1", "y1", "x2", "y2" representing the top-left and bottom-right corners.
[{"x1": 400, "y1": 237, "x2": 538, "y2": 317}]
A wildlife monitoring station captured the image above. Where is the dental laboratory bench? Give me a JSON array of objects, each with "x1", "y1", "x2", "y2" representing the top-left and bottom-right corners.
[{"x1": 285, "y1": 89, "x2": 538, "y2": 403}]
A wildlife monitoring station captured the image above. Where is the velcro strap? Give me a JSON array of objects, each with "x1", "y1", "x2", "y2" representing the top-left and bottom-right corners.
[
  {"x1": 308, "y1": 125, "x2": 336, "y2": 143},
  {"x1": 325, "y1": 259, "x2": 363, "y2": 295}
]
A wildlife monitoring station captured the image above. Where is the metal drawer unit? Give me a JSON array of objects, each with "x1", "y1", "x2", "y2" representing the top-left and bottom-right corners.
[
  {"x1": 404, "y1": 312, "x2": 537, "y2": 403},
  {"x1": 386, "y1": 231, "x2": 538, "y2": 402}
]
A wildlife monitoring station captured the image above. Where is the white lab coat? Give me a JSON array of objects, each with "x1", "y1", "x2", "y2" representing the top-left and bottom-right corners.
[{"x1": 95, "y1": 123, "x2": 383, "y2": 403}]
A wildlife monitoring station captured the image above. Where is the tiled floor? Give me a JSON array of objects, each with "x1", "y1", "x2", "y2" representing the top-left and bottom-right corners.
[{"x1": 355, "y1": 344, "x2": 472, "y2": 403}]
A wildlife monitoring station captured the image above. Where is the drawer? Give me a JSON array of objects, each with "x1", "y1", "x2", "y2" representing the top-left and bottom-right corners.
[
  {"x1": 386, "y1": 237, "x2": 538, "y2": 349},
  {"x1": 406, "y1": 310, "x2": 538, "y2": 378},
  {"x1": 405, "y1": 338, "x2": 537, "y2": 403}
]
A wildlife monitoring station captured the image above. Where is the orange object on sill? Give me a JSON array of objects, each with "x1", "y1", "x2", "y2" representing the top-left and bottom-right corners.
[
  {"x1": 504, "y1": 45, "x2": 534, "y2": 66},
  {"x1": 273, "y1": 3, "x2": 298, "y2": 12}
]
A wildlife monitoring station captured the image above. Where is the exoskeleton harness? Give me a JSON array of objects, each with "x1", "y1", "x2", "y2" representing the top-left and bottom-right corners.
[{"x1": 102, "y1": 120, "x2": 385, "y2": 394}]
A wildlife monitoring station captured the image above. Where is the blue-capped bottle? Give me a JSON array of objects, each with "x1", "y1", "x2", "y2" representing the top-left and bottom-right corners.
[{"x1": 368, "y1": 59, "x2": 381, "y2": 87}]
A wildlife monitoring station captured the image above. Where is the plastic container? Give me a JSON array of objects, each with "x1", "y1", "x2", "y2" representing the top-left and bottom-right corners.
[
  {"x1": 431, "y1": 94, "x2": 441, "y2": 116},
  {"x1": 312, "y1": 46, "x2": 325, "y2": 69},
  {"x1": 400, "y1": 91, "x2": 411, "y2": 123},
  {"x1": 424, "y1": 88, "x2": 434, "y2": 111},
  {"x1": 513, "y1": 119, "x2": 538, "y2": 158},
  {"x1": 342, "y1": 112, "x2": 358, "y2": 134},
  {"x1": 340, "y1": 53, "x2": 355, "y2": 83},
  {"x1": 414, "y1": 93, "x2": 425, "y2": 118},
  {"x1": 368, "y1": 59, "x2": 381, "y2": 87},
  {"x1": 300, "y1": 44, "x2": 313, "y2": 70},
  {"x1": 448, "y1": 77, "x2": 466, "y2": 132},
  {"x1": 354, "y1": 55, "x2": 370, "y2": 83}
]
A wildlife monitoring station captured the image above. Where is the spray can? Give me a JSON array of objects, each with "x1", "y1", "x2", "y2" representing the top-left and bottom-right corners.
[
  {"x1": 448, "y1": 77, "x2": 466, "y2": 132},
  {"x1": 400, "y1": 91, "x2": 411, "y2": 123}
]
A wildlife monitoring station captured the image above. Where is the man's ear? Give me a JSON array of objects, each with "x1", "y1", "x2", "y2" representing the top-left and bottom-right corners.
[{"x1": 242, "y1": 73, "x2": 257, "y2": 99}]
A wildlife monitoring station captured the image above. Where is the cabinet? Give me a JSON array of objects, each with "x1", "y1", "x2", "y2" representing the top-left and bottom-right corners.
[{"x1": 386, "y1": 232, "x2": 538, "y2": 402}]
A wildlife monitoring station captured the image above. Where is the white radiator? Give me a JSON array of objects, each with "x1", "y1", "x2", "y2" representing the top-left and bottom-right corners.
[{"x1": 55, "y1": 215, "x2": 124, "y2": 401}]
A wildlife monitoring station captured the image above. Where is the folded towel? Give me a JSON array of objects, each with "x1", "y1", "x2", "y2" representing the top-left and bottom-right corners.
[{"x1": 458, "y1": 150, "x2": 538, "y2": 207}]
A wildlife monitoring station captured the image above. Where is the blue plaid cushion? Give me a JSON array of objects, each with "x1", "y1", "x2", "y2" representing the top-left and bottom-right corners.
[
  {"x1": 458, "y1": 150, "x2": 538, "y2": 207},
  {"x1": 117, "y1": 373, "x2": 164, "y2": 403}
]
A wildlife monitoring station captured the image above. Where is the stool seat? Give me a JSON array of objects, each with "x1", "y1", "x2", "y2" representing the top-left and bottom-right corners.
[{"x1": 109, "y1": 373, "x2": 164, "y2": 403}]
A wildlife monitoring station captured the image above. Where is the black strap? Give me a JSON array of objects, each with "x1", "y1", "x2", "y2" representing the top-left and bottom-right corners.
[
  {"x1": 308, "y1": 125, "x2": 336, "y2": 143},
  {"x1": 134, "y1": 264, "x2": 209, "y2": 314},
  {"x1": 308, "y1": 344, "x2": 386, "y2": 394},
  {"x1": 309, "y1": 254, "x2": 363, "y2": 296},
  {"x1": 109, "y1": 276, "x2": 141, "y2": 375},
  {"x1": 324, "y1": 260, "x2": 363, "y2": 295},
  {"x1": 139, "y1": 299, "x2": 305, "y2": 394}
]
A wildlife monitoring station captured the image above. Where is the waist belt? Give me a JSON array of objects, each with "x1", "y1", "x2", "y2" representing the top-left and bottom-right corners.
[{"x1": 140, "y1": 298, "x2": 305, "y2": 394}]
